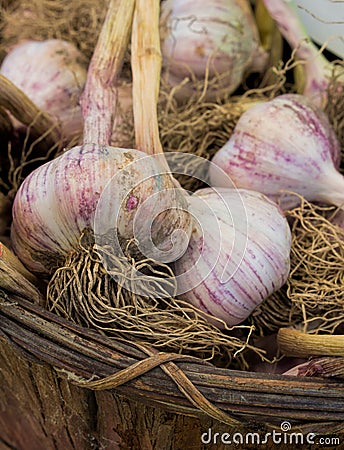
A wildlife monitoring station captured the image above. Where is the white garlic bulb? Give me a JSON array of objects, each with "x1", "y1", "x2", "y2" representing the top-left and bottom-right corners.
[
  {"x1": 210, "y1": 94, "x2": 344, "y2": 210},
  {"x1": 160, "y1": 0, "x2": 268, "y2": 101},
  {"x1": 0, "y1": 39, "x2": 87, "y2": 141},
  {"x1": 174, "y1": 188, "x2": 291, "y2": 327}
]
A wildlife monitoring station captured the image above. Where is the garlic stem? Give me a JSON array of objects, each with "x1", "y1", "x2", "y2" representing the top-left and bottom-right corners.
[
  {"x1": 262, "y1": 0, "x2": 336, "y2": 108},
  {"x1": 129, "y1": 0, "x2": 192, "y2": 262},
  {"x1": 278, "y1": 328, "x2": 344, "y2": 358},
  {"x1": 131, "y1": 0, "x2": 164, "y2": 157},
  {"x1": 81, "y1": 0, "x2": 135, "y2": 145},
  {"x1": 0, "y1": 74, "x2": 60, "y2": 144}
]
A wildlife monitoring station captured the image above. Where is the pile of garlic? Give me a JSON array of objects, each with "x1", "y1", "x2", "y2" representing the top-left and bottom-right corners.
[{"x1": 0, "y1": 0, "x2": 343, "y2": 341}]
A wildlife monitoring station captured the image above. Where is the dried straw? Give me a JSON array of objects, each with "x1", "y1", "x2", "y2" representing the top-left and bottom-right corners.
[{"x1": 0, "y1": 0, "x2": 108, "y2": 61}]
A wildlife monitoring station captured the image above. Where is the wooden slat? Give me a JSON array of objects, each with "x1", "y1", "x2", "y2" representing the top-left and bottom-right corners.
[{"x1": 1, "y1": 294, "x2": 344, "y2": 429}]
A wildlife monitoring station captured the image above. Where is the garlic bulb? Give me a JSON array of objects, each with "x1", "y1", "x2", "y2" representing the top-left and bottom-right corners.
[
  {"x1": 210, "y1": 93, "x2": 344, "y2": 210},
  {"x1": 174, "y1": 188, "x2": 291, "y2": 327},
  {"x1": 0, "y1": 39, "x2": 87, "y2": 141},
  {"x1": 10, "y1": 145, "x2": 175, "y2": 274},
  {"x1": 160, "y1": 0, "x2": 268, "y2": 101}
]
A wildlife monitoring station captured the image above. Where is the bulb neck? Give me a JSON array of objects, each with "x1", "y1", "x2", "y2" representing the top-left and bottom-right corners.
[{"x1": 318, "y1": 169, "x2": 344, "y2": 209}]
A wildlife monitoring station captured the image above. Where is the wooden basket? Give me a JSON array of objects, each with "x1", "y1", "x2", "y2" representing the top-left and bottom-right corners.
[
  {"x1": 1, "y1": 1, "x2": 344, "y2": 448},
  {"x1": 1, "y1": 292, "x2": 343, "y2": 449}
]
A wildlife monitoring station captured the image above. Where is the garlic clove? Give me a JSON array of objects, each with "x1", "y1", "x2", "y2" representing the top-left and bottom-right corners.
[
  {"x1": 160, "y1": 0, "x2": 268, "y2": 101},
  {"x1": 174, "y1": 187, "x2": 291, "y2": 327},
  {"x1": 0, "y1": 39, "x2": 87, "y2": 141},
  {"x1": 210, "y1": 93, "x2": 343, "y2": 210}
]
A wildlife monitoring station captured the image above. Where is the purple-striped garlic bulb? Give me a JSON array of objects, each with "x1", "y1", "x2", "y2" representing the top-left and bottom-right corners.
[
  {"x1": 159, "y1": 0, "x2": 268, "y2": 101},
  {"x1": 0, "y1": 39, "x2": 87, "y2": 141},
  {"x1": 174, "y1": 188, "x2": 291, "y2": 327},
  {"x1": 210, "y1": 93, "x2": 344, "y2": 210},
  {"x1": 10, "y1": 145, "x2": 181, "y2": 274}
]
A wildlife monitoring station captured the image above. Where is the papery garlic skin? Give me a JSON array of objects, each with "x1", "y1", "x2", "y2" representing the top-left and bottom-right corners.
[
  {"x1": 174, "y1": 188, "x2": 291, "y2": 327},
  {"x1": 210, "y1": 94, "x2": 343, "y2": 210},
  {"x1": 160, "y1": 0, "x2": 267, "y2": 101},
  {"x1": 10, "y1": 144, "x2": 184, "y2": 275},
  {"x1": 0, "y1": 39, "x2": 87, "y2": 141}
]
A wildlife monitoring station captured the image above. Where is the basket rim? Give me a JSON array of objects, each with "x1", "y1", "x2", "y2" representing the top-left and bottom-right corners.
[{"x1": 1, "y1": 292, "x2": 344, "y2": 432}]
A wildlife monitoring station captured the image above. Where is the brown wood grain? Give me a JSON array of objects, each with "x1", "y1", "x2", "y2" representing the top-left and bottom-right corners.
[
  {"x1": 1, "y1": 337, "x2": 343, "y2": 449},
  {"x1": 0, "y1": 293, "x2": 344, "y2": 449}
]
